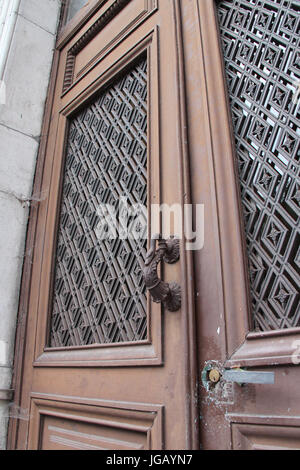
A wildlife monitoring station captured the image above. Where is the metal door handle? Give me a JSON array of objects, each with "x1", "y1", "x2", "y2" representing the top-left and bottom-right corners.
[
  {"x1": 202, "y1": 363, "x2": 275, "y2": 390},
  {"x1": 223, "y1": 369, "x2": 274, "y2": 385},
  {"x1": 143, "y1": 234, "x2": 181, "y2": 312}
]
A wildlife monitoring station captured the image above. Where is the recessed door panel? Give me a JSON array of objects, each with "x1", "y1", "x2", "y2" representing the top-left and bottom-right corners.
[
  {"x1": 50, "y1": 56, "x2": 148, "y2": 348},
  {"x1": 30, "y1": 395, "x2": 163, "y2": 450},
  {"x1": 232, "y1": 423, "x2": 300, "y2": 450}
]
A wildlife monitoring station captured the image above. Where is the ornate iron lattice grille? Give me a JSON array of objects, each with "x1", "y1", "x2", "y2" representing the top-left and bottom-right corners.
[
  {"x1": 217, "y1": 0, "x2": 300, "y2": 330},
  {"x1": 49, "y1": 57, "x2": 148, "y2": 347}
]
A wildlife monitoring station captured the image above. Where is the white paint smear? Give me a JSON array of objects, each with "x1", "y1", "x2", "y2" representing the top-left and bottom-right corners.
[{"x1": 0, "y1": 340, "x2": 7, "y2": 365}]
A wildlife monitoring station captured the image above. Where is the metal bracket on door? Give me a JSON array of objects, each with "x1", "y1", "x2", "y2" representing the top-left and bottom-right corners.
[
  {"x1": 223, "y1": 369, "x2": 275, "y2": 385},
  {"x1": 201, "y1": 363, "x2": 275, "y2": 390}
]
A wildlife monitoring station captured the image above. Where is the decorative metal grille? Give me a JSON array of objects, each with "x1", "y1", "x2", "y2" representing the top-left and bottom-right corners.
[
  {"x1": 217, "y1": 0, "x2": 300, "y2": 330},
  {"x1": 49, "y1": 57, "x2": 148, "y2": 347}
]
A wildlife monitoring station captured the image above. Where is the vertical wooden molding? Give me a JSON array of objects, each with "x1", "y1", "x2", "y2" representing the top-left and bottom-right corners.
[
  {"x1": 172, "y1": 0, "x2": 199, "y2": 450},
  {"x1": 62, "y1": 50, "x2": 75, "y2": 93}
]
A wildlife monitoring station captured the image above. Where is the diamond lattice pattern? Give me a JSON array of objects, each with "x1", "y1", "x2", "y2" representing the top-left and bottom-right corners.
[
  {"x1": 218, "y1": 0, "x2": 300, "y2": 330},
  {"x1": 49, "y1": 57, "x2": 148, "y2": 347}
]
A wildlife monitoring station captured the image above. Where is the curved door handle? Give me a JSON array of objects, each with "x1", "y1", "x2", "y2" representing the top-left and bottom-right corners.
[{"x1": 143, "y1": 234, "x2": 181, "y2": 312}]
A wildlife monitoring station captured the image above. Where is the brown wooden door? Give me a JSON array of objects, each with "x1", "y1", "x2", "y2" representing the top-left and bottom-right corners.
[
  {"x1": 9, "y1": 0, "x2": 198, "y2": 450},
  {"x1": 9, "y1": 0, "x2": 300, "y2": 451},
  {"x1": 181, "y1": 0, "x2": 300, "y2": 450}
]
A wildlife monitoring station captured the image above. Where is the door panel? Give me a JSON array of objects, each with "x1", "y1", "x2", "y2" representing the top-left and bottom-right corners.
[
  {"x1": 9, "y1": 0, "x2": 198, "y2": 450},
  {"x1": 30, "y1": 395, "x2": 163, "y2": 450},
  {"x1": 180, "y1": 0, "x2": 300, "y2": 450},
  {"x1": 35, "y1": 25, "x2": 162, "y2": 368},
  {"x1": 232, "y1": 423, "x2": 300, "y2": 450}
]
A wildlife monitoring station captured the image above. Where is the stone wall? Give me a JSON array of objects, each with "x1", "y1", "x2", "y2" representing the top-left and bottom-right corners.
[{"x1": 0, "y1": 0, "x2": 61, "y2": 449}]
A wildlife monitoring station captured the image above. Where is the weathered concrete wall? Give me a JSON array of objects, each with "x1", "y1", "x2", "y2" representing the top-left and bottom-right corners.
[{"x1": 0, "y1": 0, "x2": 61, "y2": 449}]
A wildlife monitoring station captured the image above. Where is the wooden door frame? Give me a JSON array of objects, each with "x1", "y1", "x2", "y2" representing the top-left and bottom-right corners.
[
  {"x1": 192, "y1": 0, "x2": 251, "y2": 359},
  {"x1": 35, "y1": 28, "x2": 164, "y2": 368}
]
